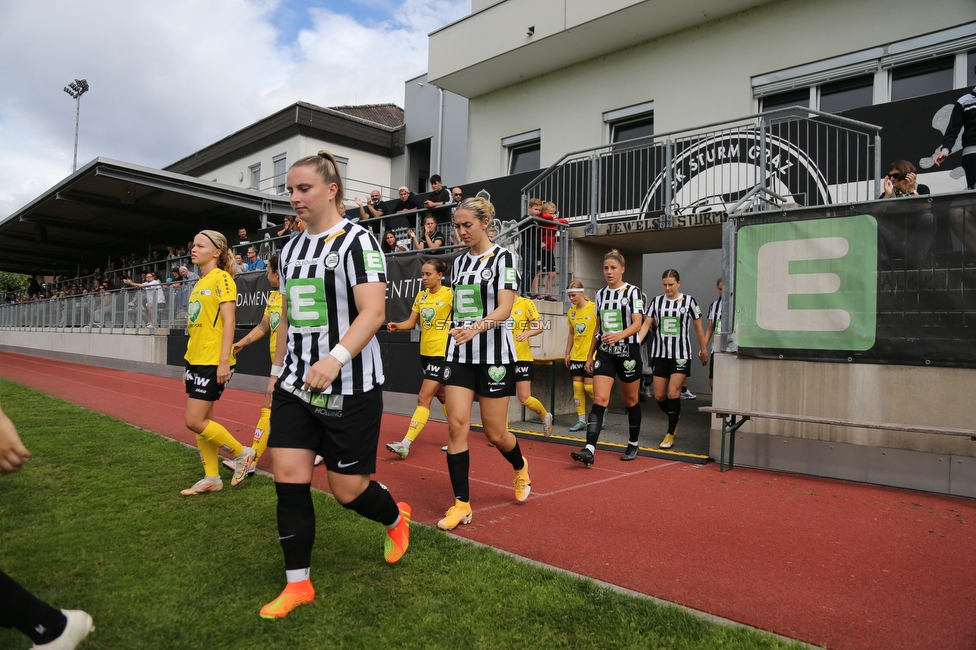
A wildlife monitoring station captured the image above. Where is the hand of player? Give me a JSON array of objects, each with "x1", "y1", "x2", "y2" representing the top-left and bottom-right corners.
[
  {"x1": 232, "y1": 340, "x2": 246, "y2": 354},
  {"x1": 386, "y1": 321, "x2": 398, "y2": 332},
  {"x1": 217, "y1": 362, "x2": 231, "y2": 385},
  {"x1": 564, "y1": 355, "x2": 571, "y2": 368},
  {"x1": 0, "y1": 410, "x2": 31, "y2": 475},
  {"x1": 698, "y1": 349, "x2": 709, "y2": 365},
  {"x1": 265, "y1": 375, "x2": 276, "y2": 404},
  {"x1": 602, "y1": 332, "x2": 620, "y2": 345},
  {"x1": 450, "y1": 324, "x2": 478, "y2": 345},
  {"x1": 303, "y1": 356, "x2": 341, "y2": 392},
  {"x1": 585, "y1": 360, "x2": 595, "y2": 375},
  {"x1": 516, "y1": 332, "x2": 530, "y2": 342}
]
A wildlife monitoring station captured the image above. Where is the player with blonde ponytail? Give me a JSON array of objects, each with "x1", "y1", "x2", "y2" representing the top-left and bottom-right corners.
[{"x1": 180, "y1": 229, "x2": 254, "y2": 495}]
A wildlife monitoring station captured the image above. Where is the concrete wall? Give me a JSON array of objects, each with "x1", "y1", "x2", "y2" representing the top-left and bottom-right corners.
[
  {"x1": 710, "y1": 353, "x2": 976, "y2": 496},
  {"x1": 403, "y1": 74, "x2": 469, "y2": 187},
  {"x1": 462, "y1": 0, "x2": 974, "y2": 181}
]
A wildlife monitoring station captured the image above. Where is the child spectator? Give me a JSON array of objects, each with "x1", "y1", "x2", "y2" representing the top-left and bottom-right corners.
[{"x1": 533, "y1": 201, "x2": 568, "y2": 301}]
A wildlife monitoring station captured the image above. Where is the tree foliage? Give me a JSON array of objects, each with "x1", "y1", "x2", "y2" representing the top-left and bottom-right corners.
[{"x1": 0, "y1": 272, "x2": 30, "y2": 296}]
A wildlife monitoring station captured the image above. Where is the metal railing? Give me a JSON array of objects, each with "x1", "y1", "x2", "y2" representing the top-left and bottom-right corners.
[
  {"x1": 0, "y1": 283, "x2": 197, "y2": 334},
  {"x1": 522, "y1": 106, "x2": 882, "y2": 229}
]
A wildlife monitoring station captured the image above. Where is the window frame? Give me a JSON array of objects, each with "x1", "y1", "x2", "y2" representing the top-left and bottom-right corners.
[
  {"x1": 273, "y1": 154, "x2": 287, "y2": 195},
  {"x1": 503, "y1": 130, "x2": 541, "y2": 175}
]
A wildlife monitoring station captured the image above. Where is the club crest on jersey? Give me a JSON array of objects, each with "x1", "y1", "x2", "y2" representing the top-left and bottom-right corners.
[
  {"x1": 481, "y1": 268, "x2": 493, "y2": 281},
  {"x1": 443, "y1": 366, "x2": 452, "y2": 380},
  {"x1": 325, "y1": 252, "x2": 340, "y2": 270},
  {"x1": 621, "y1": 298, "x2": 629, "y2": 306}
]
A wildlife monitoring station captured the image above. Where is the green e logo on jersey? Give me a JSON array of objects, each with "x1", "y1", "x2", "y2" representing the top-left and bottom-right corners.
[
  {"x1": 454, "y1": 284, "x2": 484, "y2": 319},
  {"x1": 363, "y1": 250, "x2": 385, "y2": 273},
  {"x1": 601, "y1": 309, "x2": 623, "y2": 332},
  {"x1": 660, "y1": 315, "x2": 680, "y2": 336},
  {"x1": 736, "y1": 215, "x2": 877, "y2": 350},
  {"x1": 287, "y1": 278, "x2": 328, "y2": 327},
  {"x1": 503, "y1": 266, "x2": 517, "y2": 285}
]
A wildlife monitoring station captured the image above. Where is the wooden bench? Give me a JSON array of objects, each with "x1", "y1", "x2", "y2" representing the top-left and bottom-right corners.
[{"x1": 699, "y1": 406, "x2": 976, "y2": 472}]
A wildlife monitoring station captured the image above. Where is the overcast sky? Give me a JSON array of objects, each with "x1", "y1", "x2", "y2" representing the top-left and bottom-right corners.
[{"x1": 0, "y1": 0, "x2": 468, "y2": 218}]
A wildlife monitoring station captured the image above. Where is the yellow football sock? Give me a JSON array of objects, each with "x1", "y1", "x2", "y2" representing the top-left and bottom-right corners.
[
  {"x1": 522, "y1": 396, "x2": 547, "y2": 420},
  {"x1": 199, "y1": 419, "x2": 244, "y2": 457},
  {"x1": 405, "y1": 406, "x2": 430, "y2": 442},
  {"x1": 194, "y1": 434, "x2": 220, "y2": 477},
  {"x1": 584, "y1": 383, "x2": 594, "y2": 400},
  {"x1": 252, "y1": 408, "x2": 271, "y2": 461},
  {"x1": 441, "y1": 403, "x2": 448, "y2": 418},
  {"x1": 573, "y1": 381, "x2": 587, "y2": 416}
]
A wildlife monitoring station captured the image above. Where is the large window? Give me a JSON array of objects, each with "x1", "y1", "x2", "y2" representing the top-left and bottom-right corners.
[
  {"x1": 760, "y1": 88, "x2": 810, "y2": 113},
  {"x1": 503, "y1": 130, "x2": 541, "y2": 175},
  {"x1": 753, "y1": 22, "x2": 976, "y2": 112},
  {"x1": 891, "y1": 56, "x2": 955, "y2": 101},
  {"x1": 249, "y1": 163, "x2": 261, "y2": 190},
  {"x1": 273, "y1": 154, "x2": 287, "y2": 195},
  {"x1": 605, "y1": 101, "x2": 656, "y2": 144},
  {"x1": 819, "y1": 75, "x2": 874, "y2": 113}
]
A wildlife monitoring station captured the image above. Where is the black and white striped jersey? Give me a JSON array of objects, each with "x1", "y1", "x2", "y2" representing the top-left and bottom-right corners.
[
  {"x1": 447, "y1": 244, "x2": 518, "y2": 365},
  {"x1": 706, "y1": 297, "x2": 722, "y2": 354},
  {"x1": 278, "y1": 219, "x2": 386, "y2": 394},
  {"x1": 646, "y1": 293, "x2": 703, "y2": 359},
  {"x1": 594, "y1": 283, "x2": 644, "y2": 346}
]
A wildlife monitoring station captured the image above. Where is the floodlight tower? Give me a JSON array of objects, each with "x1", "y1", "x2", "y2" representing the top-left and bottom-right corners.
[{"x1": 63, "y1": 78, "x2": 90, "y2": 173}]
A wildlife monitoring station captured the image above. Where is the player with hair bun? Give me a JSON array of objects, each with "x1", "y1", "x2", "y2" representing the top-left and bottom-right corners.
[
  {"x1": 385, "y1": 258, "x2": 453, "y2": 459},
  {"x1": 571, "y1": 249, "x2": 644, "y2": 466},
  {"x1": 260, "y1": 150, "x2": 410, "y2": 620},
  {"x1": 437, "y1": 196, "x2": 532, "y2": 531}
]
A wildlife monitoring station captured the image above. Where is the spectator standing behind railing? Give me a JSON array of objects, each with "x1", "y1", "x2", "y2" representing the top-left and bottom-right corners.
[
  {"x1": 381, "y1": 230, "x2": 407, "y2": 254},
  {"x1": 389, "y1": 186, "x2": 422, "y2": 233},
  {"x1": 278, "y1": 214, "x2": 302, "y2": 240},
  {"x1": 246, "y1": 246, "x2": 267, "y2": 272},
  {"x1": 520, "y1": 198, "x2": 543, "y2": 296},
  {"x1": 874, "y1": 160, "x2": 934, "y2": 263},
  {"x1": 233, "y1": 227, "x2": 253, "y2": 255},
  {"x1": 355, "y1": 189, "x2": 391, "y2": 227},
  {"x1": 423, "y1": 175, "x2": 451, "y2": 209},
  {"x1": 413, "y1": 215, "x2": 445, "y2": 249},
  {"x1": 122, "y1": 270, "x2": 166, "y2": 327},
  {"x1": 533, "y1": 201, "x2": 569, "y2": 301}
]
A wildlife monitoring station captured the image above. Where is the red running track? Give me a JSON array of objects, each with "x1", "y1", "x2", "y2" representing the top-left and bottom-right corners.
[{"x1": 1, "y1": 351, "x2": 974, "y2": 649}]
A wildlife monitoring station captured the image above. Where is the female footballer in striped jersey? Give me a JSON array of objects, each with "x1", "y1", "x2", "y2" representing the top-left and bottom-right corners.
[
  {"x1": 640, "y1": 269, "x2": 709, "y2": 449},
  {"x1": 179, "y1": 229, "x2": 255, "y2": 496},
  {"x1": 437, "y1": 196, "x2": 532, "y2": 531},
  {"x1": 571, "y1": 250, "x2": 644, "y2": 466},
  {"x1": 259, "y1": 151, "x2": 410, "y2": 620},
  {"x1": 385, "y1": 258, "x2": 453, "y2": 459},
  {"x1": 704, "y1": 277, "x2": 723, "y2": 391}
]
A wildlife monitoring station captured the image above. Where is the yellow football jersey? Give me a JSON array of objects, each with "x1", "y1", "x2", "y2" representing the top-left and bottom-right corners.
[
  {"x1": 185, "y1": 268, "x2": 237, "y2": 366},
  {"x1": 510, "y1": 296, "x2": 540, "y2": 362},
  {"x1": 412, "y1": 285, "x2": 453, "y2": 357},
  {"x1": 264, "y1": 290, "x2": 283, "y2": 361},
  {"x1": 567, "y1": 299, "x2": 597, "y2": 361}
]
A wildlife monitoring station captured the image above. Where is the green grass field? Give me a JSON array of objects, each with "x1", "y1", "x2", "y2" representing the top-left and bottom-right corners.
[{"x1": 0, "y1": 379, "x2": 804, "y2": 649}]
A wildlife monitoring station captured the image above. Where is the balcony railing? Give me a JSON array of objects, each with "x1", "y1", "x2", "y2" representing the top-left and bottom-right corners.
[{"x1": 522, "y1": 106, "x2": 883, "y2": 230}]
